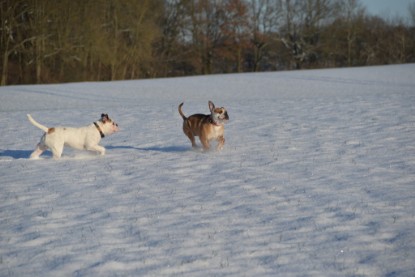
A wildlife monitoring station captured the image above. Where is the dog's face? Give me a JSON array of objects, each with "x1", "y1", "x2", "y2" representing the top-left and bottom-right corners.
[
  {"x1": 100, "y1": 113, "x2": 119, "y2": 134},
  {"x1": 209, "y1": 101, "x2": 229, "y2": 125}
]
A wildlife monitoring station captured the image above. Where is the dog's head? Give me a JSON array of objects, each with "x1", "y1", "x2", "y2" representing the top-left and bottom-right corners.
[
  {"x1": 100, "y1": 113, "x2": 119, "y2": 134},
  {"x1": 209, "y1": 101, "x2": 229, "y2": 125}
]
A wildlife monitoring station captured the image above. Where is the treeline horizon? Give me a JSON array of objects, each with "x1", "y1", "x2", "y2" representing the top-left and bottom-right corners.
[{"x1": 1, "y1": 0, "x2": 415, "y2": 86}]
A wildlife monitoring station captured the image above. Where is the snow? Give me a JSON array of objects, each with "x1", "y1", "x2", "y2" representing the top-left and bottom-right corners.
[{"x1": 1, "y1": 64, "x2": 415, "y2": 276}]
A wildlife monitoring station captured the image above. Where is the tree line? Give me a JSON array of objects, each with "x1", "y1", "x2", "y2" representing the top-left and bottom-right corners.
[{"x1": 1, "y1": 0, "x2": 415, "y2": 85}]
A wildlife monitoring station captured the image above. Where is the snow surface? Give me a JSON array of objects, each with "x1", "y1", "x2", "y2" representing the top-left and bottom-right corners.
[{"x1": 1, "y1": 64, "x2": 415, "y2": 276}]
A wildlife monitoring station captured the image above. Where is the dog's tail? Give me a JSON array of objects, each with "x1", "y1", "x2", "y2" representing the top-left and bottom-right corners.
[
  {"x1": 27, "y1": 114, "x2": 49, "y2": 133},
  {"x1": 178, "y1": 103, "x2": 187, "y2": 120}
]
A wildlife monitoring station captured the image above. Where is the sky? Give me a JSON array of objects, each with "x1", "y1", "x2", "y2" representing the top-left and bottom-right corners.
[{"x1": 360, "y1": 0, "x2": 414, "y2": 20}]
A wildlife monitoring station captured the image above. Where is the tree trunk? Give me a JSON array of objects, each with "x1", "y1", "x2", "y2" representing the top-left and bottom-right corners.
[{"x1": 1, "y1": 48, "x2": 9, "y2": 86}]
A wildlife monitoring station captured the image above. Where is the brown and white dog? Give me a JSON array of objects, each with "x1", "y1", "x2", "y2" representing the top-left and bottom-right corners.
[
  {"x1": 27, "y1": 113, "x2": 119, "y2": 159},
  {"x1": 178, "y1": 101, "x2": 229, "y2": 151}
]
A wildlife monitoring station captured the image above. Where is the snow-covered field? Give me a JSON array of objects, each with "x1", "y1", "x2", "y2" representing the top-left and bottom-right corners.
[{"x1": 1, "y1": 64, "x2": 414, "y2": 276}]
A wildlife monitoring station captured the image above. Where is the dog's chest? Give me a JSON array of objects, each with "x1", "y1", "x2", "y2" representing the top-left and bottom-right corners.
[{"x1": 207, "y1": 124, "x2": 224, "y2": 140}]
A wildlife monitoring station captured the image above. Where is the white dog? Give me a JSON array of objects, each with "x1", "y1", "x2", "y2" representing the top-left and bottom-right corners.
[{"x1": 27, "y1": 113, "x2": 119, "y2": 159}]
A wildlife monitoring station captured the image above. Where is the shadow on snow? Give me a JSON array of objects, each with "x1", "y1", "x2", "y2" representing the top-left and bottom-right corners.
[
  {"x1": 0, "y1": 149, "x2": 34, "y2": 159},
  {"x1": 107, "y1": 145, "x2": 190, "y2": 153}
]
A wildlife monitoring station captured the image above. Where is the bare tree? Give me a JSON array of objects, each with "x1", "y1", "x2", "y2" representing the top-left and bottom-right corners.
[
  {"x1": 89, "y1": 0, "x2": 162, "y2": 80},
  {"x1": 333, "y1": 0, "x2": 366, "y2": 66},
  {"x1": 2, "y1": 0, "x2": 415, "y2": 84},
  {"x1": 219, "y1": 0, "x2": 250, "y2": 73},
  {"x1": 277, "y1": 0, "x2": 334, "y2": 69},
  {"x1": 0, "y1": 1, "x2": 40, "y2": 85},
  {"x1": 154, "y1": 0, "x2": 194, "y2": 77},
  {"x1": 246, "y1": 0, "x2": 280, "y2": 71},
  {"x1": 409, "y1": 2, "x2": 415, "y2": 27},
  {"x1": 185, "y1": 0, "x2": 226, "y2": 74}
]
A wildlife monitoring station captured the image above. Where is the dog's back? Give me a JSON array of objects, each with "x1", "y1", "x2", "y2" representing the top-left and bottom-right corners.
[{"x1": 184, "y1": 114, "x2": 211, "y2": 136}]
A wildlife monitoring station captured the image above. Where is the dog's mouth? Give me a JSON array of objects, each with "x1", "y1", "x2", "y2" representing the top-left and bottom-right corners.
[
  {"x1": 218, "y1": 110, "x2": 229, "y2": 121},
  {"x1": 106, "y1": 121, "x2": 119, "y2": 132},
  {"x1": 218, "y1": 116, "x2": 228, "y2": 122},
  {"x1": 212, "y1": 110, "x2": 229, "y2": 124}
]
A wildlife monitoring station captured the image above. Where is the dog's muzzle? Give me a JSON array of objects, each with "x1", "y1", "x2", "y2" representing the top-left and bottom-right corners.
[{"x1": 112, "y1": 122, "x2": 120, "y2": 132}]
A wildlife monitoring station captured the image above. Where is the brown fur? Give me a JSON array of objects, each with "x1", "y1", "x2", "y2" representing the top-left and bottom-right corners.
[{"x1": 178, "y1": 101, "x2": 229, "y2": 151}]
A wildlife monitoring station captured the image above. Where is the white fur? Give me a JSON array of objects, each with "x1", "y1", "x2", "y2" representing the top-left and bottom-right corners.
[{"x1": 27, "y1": 114, "x2": 119, "y2": 159}]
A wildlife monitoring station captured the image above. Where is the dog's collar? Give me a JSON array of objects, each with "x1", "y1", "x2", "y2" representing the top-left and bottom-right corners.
[{"x1": 93, "y1": 122, "x2": 105, "y2": 138}]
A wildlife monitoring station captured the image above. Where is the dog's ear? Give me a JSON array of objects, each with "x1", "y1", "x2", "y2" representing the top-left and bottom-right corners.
[
  {"x1": 224, "y1": 110, "x2": 229, "y2": 120},
  {"x1": 208, "y1": 101, "x2": 215, "y2": 112},
  {"x1": 101, "y1": 113, "x2": 109, "y2": 123}
]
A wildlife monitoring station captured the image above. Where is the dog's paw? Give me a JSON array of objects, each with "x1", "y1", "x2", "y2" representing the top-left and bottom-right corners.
[
  {"x1": 29, "y1": 156, "x2": 43, "y2": 160},
  {"x1": 191, "y1": 146, "x2": 204, "y2": 153}
]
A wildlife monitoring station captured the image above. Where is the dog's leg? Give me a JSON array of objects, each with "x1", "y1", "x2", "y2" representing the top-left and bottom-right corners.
[
  {"x1": 183, "y1": 127, "x2": 197, "y2": 148},
  {"x1": 30, "y1": 143, "x2": 47, "y2": 159},
  {"x1": 86, "y1": 145, "x2": 106, "y2": 155},
  {"x1": 50, "y1": 144, "x2": 64, "y2": 159},
  {"x1": 200, "y1": 136, "x2": 210, "y2": 151},
  {"x1": 216, "y1": 136, "x2": 225, "y2": 151}
]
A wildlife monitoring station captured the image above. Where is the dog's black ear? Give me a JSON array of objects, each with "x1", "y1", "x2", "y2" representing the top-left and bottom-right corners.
[
  {"x1": 101, "y1": 113, "x2": 109, "y2": 123},
  {"x1": 208, "y1": 101, "x2": 215, "y2": 112}
]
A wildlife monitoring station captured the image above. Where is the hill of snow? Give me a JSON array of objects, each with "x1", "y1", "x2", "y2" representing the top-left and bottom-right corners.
[{"x1": 1, "y1": 64, "x2": 415, "y2": 276}]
